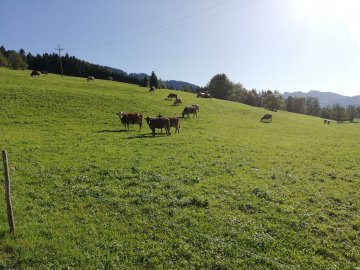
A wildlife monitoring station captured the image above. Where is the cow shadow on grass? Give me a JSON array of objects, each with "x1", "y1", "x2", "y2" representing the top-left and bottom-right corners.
[
  {"x1": 97, "y1": 129, "x2": 132, "y2": 133},
  {"x1": 126, "y1": 133, "x2": 170, "y2": 139}
]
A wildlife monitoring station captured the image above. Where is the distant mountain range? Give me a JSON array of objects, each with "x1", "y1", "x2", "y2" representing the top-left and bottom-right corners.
[
  {"x1": 106, "y1": 67, "x2": 199, "y2": 91},
  {"x1": 282, "y1": 90, "x2": 360, "y2": 107}
]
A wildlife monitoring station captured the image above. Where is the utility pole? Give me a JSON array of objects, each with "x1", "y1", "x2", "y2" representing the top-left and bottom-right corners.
[{"x1": 55, "y1": 44, "x2": 64, "y2": 77}]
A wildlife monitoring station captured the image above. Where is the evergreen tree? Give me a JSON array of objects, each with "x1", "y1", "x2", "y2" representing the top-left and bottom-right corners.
[
  {"x1": 333, "y1": 104, "x2": 346, "y2": 122},
  {"x1": 0, "y1": 51, "x2": 8, "y2": 67},
  {"x1": 346, "y1": 105, "x2": 357, "y2": 122},
  {"x1": 141, "y1": 77, "x2": 148, "y2": 87},
  {"x1": 0, "y1": 46, "x2": 6, "y2": 57},
  {"x1": 149, "y1": 71, "x2": 159, "y2": 88},
  {"x1": 19, "y1": 48, "x2": 26, "y2": 62},
  {"x1": 7, "y1": 50, "x2": 27, "y2": 69}
]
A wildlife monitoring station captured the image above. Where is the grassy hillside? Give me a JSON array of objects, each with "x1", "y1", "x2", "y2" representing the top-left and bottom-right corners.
[{"x1": 0, "y1": 68, "x2": 359, "y2": 269}]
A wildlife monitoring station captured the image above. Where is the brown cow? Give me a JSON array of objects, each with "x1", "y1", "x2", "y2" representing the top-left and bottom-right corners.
[
  {"x1": 192, "y1": 104, "x2": 200, "y2": 112},
  {"x1": 153, "y1": 115, "x2": 180, "y2": 133},
  {"x1": 173, "y1": 98, "x2": 182, "y2": 106},
  {"x1": 167, "y1": 93, "x2": 177, "y2": 100},
  {"x1": 30, "y1": 70, "x2": 40, "y2": 77},
  {"x1": 182, "y1": 106, "x2": 198, "y2": 118},
  {"x1": 117, "y1": 112, "x2": 143, "y2": 131},
  {"x1": 169, "y1": 117, "x2": 180, "y2": 133},
  {"x1": 145, "y1": 116, "x2": 170, "y2": 137},
  {"x1": 260, "y1": 114, "x2": 272, "y2": 122}
]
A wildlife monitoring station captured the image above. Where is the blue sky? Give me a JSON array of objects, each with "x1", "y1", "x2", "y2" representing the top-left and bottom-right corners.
[{"x1": 1, "y1": 0, "x2": 360, "y2": 96}]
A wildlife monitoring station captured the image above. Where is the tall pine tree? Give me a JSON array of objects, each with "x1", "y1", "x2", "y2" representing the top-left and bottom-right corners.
[{"x1": 149, "y1": 71, "x2": 159, "y2": 89}]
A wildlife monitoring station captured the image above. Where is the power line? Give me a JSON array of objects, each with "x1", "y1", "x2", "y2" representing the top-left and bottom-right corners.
[
  {"x1": 71, "y1": 0, "x2": 203, "y2": 48},
  {"x1": 114, "y1": 0, "x2": 263, "y2": 44},
  {"x1": 55, "y1": 44, "x2": 64, "y2": 77},
  {"x1": 70, "y1": 0, "x2": 247, "y2": 51}
]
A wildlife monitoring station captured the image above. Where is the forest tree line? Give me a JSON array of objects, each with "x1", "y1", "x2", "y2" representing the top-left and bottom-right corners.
[
  {"x1": 1, "y1": 46, "x2": 359, "y2": 122},
  {"x1": 0, "y1": 46, "x2": 147, "y2": 86},
  {"x1": 200, "y1": 73, "x2": 360, "y2": 122}
]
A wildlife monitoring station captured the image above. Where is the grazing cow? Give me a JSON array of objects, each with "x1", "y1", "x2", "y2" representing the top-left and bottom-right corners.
[
  {"x1": 30, "y1": 70, "x2": 40, "y2": 77},
  {"x1": 146, "y1": 115, "x2": 164, "y2": 133},
  {"x1": 260, "y1": 114, "x2": 272, "y2": 122},
  {"x1": 173, "y1": 98, "x2": 182, "y2": 106},
  {"x1": 87, "y1": 76, "x2": 95, "y2": 81},
  {"x1": 182, "y1": 106, "x2": 198, "y2": 118},
  {"x1": 167, "y1": 93, "x2": 177, "y2": 100},
  {"x1": 169, "y1": 117, "x2": 180, "y2": 133},
  {"x1": 153, "y1": 115, "x2": 180, "y2": 133},
  {"x1": 145, "y1": 116, "x2": 170, "y2": 137},
  {"x1": 149, "y1": 86, "x2": 155, "y2": 92},
  {"x1": 197, "y1": 92, "x2": 211, "y2": 98},
  {"x1": 192, "y1": 104, "x2": 200, "y2": 112},
  {"x1": 117, "y1": 112, "x2": 143, "y2": 131}
]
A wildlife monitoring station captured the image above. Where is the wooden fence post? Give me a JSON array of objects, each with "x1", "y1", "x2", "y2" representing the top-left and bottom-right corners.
[{"x1": 2, "y1": 150, "x2": 14, "y2": 234}]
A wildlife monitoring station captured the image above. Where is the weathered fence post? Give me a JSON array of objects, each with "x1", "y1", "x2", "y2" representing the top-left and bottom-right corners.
[{"x1": 2, "y1": 150, "x2": 14, "y2": 234}]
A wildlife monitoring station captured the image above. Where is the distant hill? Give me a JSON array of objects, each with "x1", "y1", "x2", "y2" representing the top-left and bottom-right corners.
[
  {"x1": 164, "y1": 80, "x2": 199, "y2": 91},
  {"x1": 108, "y1": 69, "x2": 199, "y2": 91},
  {"x1": 105, "y1": 66, "x2": 127, "y2": 76},
  {"x1": 283, "y1": 90, "x2": 360, "y2": 107}
]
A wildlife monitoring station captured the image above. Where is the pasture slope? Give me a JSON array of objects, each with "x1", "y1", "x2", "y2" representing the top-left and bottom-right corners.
[{"x1": 0, "y1": 68, "x2": 359, "y2": 269}]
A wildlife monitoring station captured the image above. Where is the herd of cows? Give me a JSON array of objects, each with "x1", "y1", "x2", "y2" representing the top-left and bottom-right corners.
[
  {"x1": 29, "y1": 71, "x2": 276, "y2": 133},
  {"x1": 116, "y1": 92, "x2": 201, "y2": 137},
  {"x1": 117, "y1": 88, "x2": 275, "y2": 137}
]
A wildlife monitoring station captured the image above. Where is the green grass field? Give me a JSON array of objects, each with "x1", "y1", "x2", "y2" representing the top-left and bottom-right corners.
[{"x1": 0, "y1": 68, "x2": 359, "y2": 269}]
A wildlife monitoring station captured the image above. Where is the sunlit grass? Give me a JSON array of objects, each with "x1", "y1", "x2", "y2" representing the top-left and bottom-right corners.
[{"x1": 0, "y1": 68, "x2": 359, "y2": 269}]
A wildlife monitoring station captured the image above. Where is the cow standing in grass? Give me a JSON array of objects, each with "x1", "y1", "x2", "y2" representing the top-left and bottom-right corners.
[
  {"x1": 182, "y1": 107, "x2": 198, "y2": 118},
  {"x1": 153, "y1": 115, "x2": 180, "y2": 133},
  {"x1": 145, "y1": 116, "x2": 170, "y2": 137},
  {"x1": 192, "y1": 104, "x2": 200, "y2": 112},
  {"x1": 87, "y1": 76, "x2": 95, "y2": 81},
  {"x1": 169, "y1": 117, "x2": 180, "y2": 133},
  {"x1": 260, "y1": 114, "x2": 272, "y2": 123},
  {"x1": 117, "y1": 112, "x2": 143, "y2": 131},
  {"x1": 167, "y1": 93, "x2": 177, "y2": 100},
  {"x1": 173, "y1": 98, "x2": 182, "y2": 106},
  {"x1": 30, "y1": 70, "x2": 40, "y2": 77}
]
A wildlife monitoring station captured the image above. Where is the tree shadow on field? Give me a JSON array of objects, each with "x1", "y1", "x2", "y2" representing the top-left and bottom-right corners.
[{"x1": 97, "y1": 129, "x2": 133, "y2": 133}]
